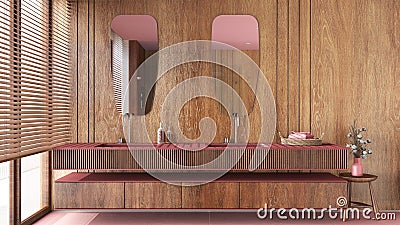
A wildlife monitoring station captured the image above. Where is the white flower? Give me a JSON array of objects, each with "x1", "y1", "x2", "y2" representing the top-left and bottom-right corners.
[
  {"x1": 347, "y1": 133, "x2": 352, "y2": 138},
  {"x1": 359, "y1": 140, "x2": 365, "y2": 144},
  {"x1": 362, "y1": 151, "x2": 367, "y2": 155},
  {"x1": 362, "y1": 127, "x2": 367, "y2": 131},
  {"x1": 351, "y1": 145, "x2": 357, "y2": 149},
  {"x1": 368, "y1": 149, "x2": 372, "y2": 154},
  {"x1": 346, "y1": 144, "x2": 352, "y2": 148},
  {"x1": 353, "y1": 149, "x2": 358, "y2": 153},
  {"x1": 362, "y1": 155, "x2": 367, "y2": 159},
  {"x1": 366, "y1": 139, "x2": 371, "y2": 143},
  {"x1": 357, "y1": 134, "x2": 363, "y2": 139}
]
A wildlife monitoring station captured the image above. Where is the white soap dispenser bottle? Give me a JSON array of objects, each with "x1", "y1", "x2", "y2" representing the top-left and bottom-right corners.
[
  {"x1": 166, "y1": 127, "x2": 173, "y2": 143},
  {"x1": 157, "y1": 122, "x2": 165, "y2": 144}
]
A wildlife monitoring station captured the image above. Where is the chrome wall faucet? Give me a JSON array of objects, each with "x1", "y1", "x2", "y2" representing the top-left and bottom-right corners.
[{"x1": 232, "y1": 112, "x2": 239, "y2": 143}]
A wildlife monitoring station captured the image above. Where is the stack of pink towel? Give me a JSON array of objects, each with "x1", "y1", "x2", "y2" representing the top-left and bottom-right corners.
[{"x1": 288, "y1": 131, "x2": 314, "y2": 139}]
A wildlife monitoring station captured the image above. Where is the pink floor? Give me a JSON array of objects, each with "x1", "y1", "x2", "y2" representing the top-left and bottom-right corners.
[{"x1": 33, "y1": 211, "x2": 398, "y2": 225}]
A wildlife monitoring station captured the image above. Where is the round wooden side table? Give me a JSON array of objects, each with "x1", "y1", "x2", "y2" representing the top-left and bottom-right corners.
[{"x1": 339, "y1": 173, "x2": 379, "y2": 217}]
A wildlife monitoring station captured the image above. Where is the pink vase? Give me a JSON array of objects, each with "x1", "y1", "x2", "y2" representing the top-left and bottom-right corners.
[{"x1": 351, "y1": 158, "x2": 363, "y2": 176}]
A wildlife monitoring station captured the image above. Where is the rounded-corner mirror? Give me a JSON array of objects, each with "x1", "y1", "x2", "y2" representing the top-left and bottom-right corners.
[
  {"x1": 110, "y1": 15, "x2": 159, "y2": 116},
  {"x1": 211, "y1": 15, "x2": 260, "y2": 116},
  {"x1": 212, "y1": 15, "x2": 259, "y2": 51}
]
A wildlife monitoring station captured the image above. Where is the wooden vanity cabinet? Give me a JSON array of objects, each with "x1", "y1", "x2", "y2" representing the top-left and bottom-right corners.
[{"x1": 54, "y1": 172, "x2": 347, "y2": 209}]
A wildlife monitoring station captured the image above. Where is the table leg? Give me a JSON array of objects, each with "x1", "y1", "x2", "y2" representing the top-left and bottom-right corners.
[
  {"x1": 347, "y1": 181, "x2": 352, "y2": 207},
  {"x1": 369, "y1": 181, "x2": 379, "y2": 218},
  {"x1": 343, "y1": 181, "x2": 352, "y2": 222}
]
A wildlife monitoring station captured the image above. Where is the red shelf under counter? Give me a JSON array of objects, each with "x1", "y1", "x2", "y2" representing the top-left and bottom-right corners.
[{"x1": 55, "y1": 172, "x2": 347, "y2": 183}]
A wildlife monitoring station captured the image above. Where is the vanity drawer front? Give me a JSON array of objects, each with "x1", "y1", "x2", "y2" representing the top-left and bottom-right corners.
[
  {"x1": 239, "y1": 182, "x2": 346, "y2": 209},
  {"x1": 182, "y1": 183, "x2": 239, "y2": 208},
  {"x1": 54, "y1": 182, "x2": 124, "y2": 208},
  {"x1": 125, "y1": 182, "x2": 182, "y2": 208}
]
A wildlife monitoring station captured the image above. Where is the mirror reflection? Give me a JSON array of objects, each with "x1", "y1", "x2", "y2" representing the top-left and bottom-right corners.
[
  {"x1": 111, "y1": 15, "x2": 158, "y2": 115},
  {"x1": 212, "y1": 15, "x2": 260, "y2": 116}
]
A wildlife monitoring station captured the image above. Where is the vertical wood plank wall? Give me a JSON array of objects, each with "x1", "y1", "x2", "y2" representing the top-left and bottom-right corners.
[
  {"x1": 311, "y1": 0, "x2": 400, "y2": 210},
  {"x1": 69, "y1": 0, "x2": 400, "y2": 209}
]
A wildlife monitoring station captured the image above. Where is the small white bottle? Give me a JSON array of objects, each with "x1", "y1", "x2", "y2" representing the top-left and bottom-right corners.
[
  {"x1": 157, "y1": 122, "x2": 165, "y2": 144},
  {"x1": 166, "y1": 127, "x2": 173, "y2": 143}
]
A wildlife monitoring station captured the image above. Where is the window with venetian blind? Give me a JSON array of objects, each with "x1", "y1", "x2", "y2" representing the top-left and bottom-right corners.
[{"x1": 0, "y1": 0, "x2": 71, "y2": 163}]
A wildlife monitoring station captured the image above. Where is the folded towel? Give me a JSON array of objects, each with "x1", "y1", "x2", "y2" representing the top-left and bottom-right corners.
[{"x1": 288, "y1": 132, "x2": 314, "y2": 139}]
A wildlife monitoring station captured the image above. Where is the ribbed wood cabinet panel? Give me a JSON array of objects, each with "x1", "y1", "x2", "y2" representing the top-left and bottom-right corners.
[
  {"x1": 182, "y1": 183, "x2": 239, "y2": 208},
  {"x1": 54, "y1": 183, "x2": 124, "y2": 208},
  {"x1": 239, "y1": 182, "x2": 346, "y2": 209},
  {"x1": 125, "y1": 183, "x2": 182, "y2": 208},
  {"x1": 53, "y1": 148, "x2": 347, "y2": 170}
]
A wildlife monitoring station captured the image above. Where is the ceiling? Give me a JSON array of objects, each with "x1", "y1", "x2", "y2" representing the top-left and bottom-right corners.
[
  {"x1": 111, "y1": 15, "x2": 158, "y2": 50},
  {"x1": 212, "y1": 15, "x2": 259, "y2": 50}
]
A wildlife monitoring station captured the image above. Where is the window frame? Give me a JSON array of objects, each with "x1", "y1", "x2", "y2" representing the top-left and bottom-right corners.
[
  {"x1": 3, "y1": 0, "x2": 69, "y2": 224},
  {"x1": 9, "y1": 152, "x2": 52, "y2": 225}
]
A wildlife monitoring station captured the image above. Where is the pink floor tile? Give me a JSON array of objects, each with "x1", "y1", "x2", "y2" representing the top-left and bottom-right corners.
[
  {"x1": 32, "y1": 211, "x2": 68, "y2": 225},
  {"x1": 33, "y1": 211, "x2": 399, "y2": 225},
  {"x1": 34, "y1": 212, "x2": 98, "y2": 225},
  {"x1": 89, "y1": 212, "x2": 210, "y2": 225}
]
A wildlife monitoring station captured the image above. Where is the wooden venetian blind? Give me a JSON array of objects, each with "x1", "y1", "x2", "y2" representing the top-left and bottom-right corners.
[
  {"x1": 110, "y1": 31, "x2": 123, "y2": 114},
  {"x1": 0, "y1": 0, "x2": 71, "y2": 163}
]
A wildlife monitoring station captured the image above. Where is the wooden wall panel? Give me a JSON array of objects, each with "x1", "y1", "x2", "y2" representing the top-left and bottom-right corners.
[
  {"x1": 53, "y1": 1, "x2": 78, "y2": 206},
  {"x1": 255, "y1": 0, "x2": 277, "y2": 143},
  {"x1": 288, "y1": 0, "x2": 300, "y2": 132},
  {"x1": 299, "y1": 0, "x2": 311, "y2": 132},
  {"x1": 88, "y1": 0, "x2": 95, "y2": 142},
  {"x1": 77, "y1": 0, "x2": 89, "y2": 142},
  {"x1": 69, "y1": 0, "x2": 400, "y2": 209},
  {"x1": 182, "y1": 183, "x2": 239, "y2": 208},
  {"x1": 311, "y1": 0, "x2": 400, "y2": 209},
  {"x1": 93, "y1": 0, "x2": 124, "y2": 143},
  {"x1": 89, "y1": 0, "x2": 278, "y2": 144},
  {"x1": 70, "y1": 0, "x2": 78, "y2": 143},
  {"x1": 276, "y1": 0, "x2": 290, "y2": 138},
  {"x1": 277, "y1": 0, "x2": 312, "y2": 137},
  {"x1": 125, "y1": 183, "x2": 182, "y2": 208}
]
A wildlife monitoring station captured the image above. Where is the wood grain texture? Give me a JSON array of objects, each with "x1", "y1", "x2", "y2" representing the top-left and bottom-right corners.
[
  {"x1": 54, "y1": 182, "x2": 124, "y2": 208},
  {"x1": 299, "y1": 0, "x2": 311, "y2": 132},
  {"x1": 88, "y1": 0, "x2": 95, "y2": 142},
  {"x1": 288, "y1": 0, "x2": 300, "y2": 132},
  {"x1": 53, "y1": 179, "x2": 346, "y2": 209},
  {"x1": 70, "y1": 0, "x2": 78, "y2": 143},
  {"x1": 276, "y1": 0, "x2": 290, "y2": 138},
  {"x1": 125, "y1": 182, "x2": 182, "y2": 208},
  {"x1": 68, "y1": 0, "x2": 400, "y2": 209},
  {"x1": 78, "y1": 0, "x2": 278, "y2": 144},
  {"x1": 240, "y1": 182, "x2": 346, "y2": 208},
  {"x1": 254, "y1": 0, "x2": 277, "y2": 143},
  {"x1": 52, "y1": 147, "x2": 348, "y2": 170},
  {"x1": 52, "y1": 169, "x2": 75, "y2": 208},
  {"x1": 182, "y1": 183, "x2": 239, "y2": 208},
  {"x1": 77, "y1": 0, "x2": 89, "y2": 143},
  {"x1": 93, "y1": 0, "x2": 124, "y2": 143},
  {"x1": 311, "y1": 0, "x2": 400, "y2": 209}
]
